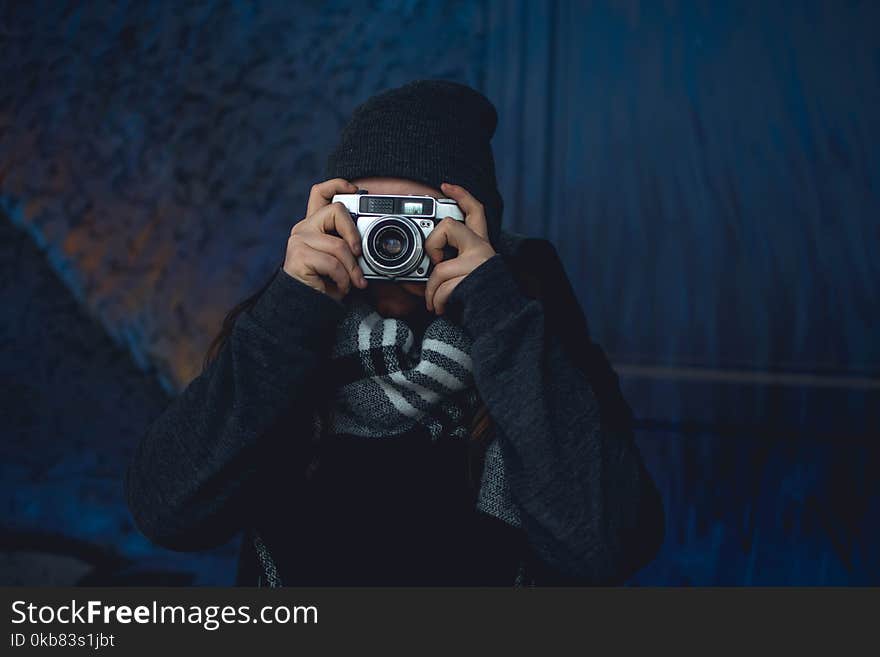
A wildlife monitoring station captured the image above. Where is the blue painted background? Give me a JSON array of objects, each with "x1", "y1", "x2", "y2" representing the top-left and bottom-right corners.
[{"x1": 1, "y1": 0, "x2": 877, "y2": 585}]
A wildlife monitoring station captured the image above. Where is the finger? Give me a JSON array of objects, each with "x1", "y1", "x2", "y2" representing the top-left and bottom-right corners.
[
  {"x1": 307, "y1": 178, "x2": 358, "y2": 217},
  {"x1": 297, "y1": 231, "x2": 366, "y2": 288},
  {"x1": 425, "y1": 257, "x2": 474, "y2": 312},
  {"x1": 440, "y1": 182, "x2": 489, "y2": 241},
  {"x1": 310, "y1": 202, "x2": 363, "y2": 257},
  {"x1": 302, "y1": 243, "x2": 351, "y2": 294},
  {"x1": 424, "y1": 216, "x2": 473, "y2": 264},
  {"x1": 433, "y1": 275, "x2": 466, "y2": 315}
]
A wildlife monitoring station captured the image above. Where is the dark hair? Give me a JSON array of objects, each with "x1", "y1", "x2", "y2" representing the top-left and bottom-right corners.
[
  {"x1": 201, "y1": 264, "x2": 280, "y2": 374},
  {"x1": 202, "y1": 267, "x2": 495, "y2": 491}
]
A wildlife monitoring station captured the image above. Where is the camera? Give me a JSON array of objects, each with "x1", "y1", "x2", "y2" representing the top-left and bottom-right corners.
[{"x1": 331, "y1": 191, "x2": 465, "y2": 281}]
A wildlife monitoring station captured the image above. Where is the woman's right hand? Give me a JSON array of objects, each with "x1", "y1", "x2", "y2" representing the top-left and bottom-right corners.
[{"x1": 284, "y1": 178, "x2": 369, "y2": 302}]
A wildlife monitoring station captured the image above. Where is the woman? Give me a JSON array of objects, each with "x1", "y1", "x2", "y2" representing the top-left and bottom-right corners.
[{"x1": 125, "y1": 80, "x2": 665, "y2": 586}]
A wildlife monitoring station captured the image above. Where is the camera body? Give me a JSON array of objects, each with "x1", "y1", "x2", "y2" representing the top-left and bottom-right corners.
[{"x1": 332, "y1": 191, "x2": 465, "y2": 281}]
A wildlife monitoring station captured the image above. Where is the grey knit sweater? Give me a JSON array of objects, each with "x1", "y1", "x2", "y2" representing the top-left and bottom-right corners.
[{"x1": 125, "y1": 231, "x2": 665, "y2": 585}]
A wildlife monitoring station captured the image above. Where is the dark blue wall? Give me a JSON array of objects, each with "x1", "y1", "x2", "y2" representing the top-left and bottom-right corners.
[{"x1": 1, "y1": 0, "x2": 877, "y2": 585}]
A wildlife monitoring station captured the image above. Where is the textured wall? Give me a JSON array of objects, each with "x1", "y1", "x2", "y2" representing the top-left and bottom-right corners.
[
  {"x1": 0, "y1": 0, "x2": 487, "y2": 393},
  {"x1": 1, "y1": 0, "x2": 877, "y2": 585}
]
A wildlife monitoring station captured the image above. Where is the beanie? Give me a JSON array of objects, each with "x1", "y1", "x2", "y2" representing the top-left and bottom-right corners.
[{"x1": 324, "y1": 79, "x2": 504, "y2": 248}]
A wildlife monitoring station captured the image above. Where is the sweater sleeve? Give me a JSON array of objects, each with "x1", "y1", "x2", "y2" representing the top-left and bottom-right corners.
[
  {"x1": 124, "y1": 267, "x2": 347, "y2": 551},
  {"x1": 447, "y1": 254, "x2": 665, "y2": 584}
]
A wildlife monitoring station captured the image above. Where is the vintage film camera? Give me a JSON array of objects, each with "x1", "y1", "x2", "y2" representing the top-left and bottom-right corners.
[{"x1": 331, "y1": 190, "x2": 465, "y2": 281}]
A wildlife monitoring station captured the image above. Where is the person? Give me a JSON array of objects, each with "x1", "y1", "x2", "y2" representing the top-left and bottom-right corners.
[{"x1": 125, "y1": 80, "x2": 665, "y2": 586}]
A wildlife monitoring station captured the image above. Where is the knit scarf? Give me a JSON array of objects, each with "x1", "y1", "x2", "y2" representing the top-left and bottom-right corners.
[{"x1": 315, "y1": 293, "x2": 522, "y2": 530}]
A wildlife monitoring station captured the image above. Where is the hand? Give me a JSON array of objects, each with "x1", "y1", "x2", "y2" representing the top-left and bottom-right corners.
[
  {"x1": 423, "y1": 182, "x2": 497, "y2": 315},
  {"x1": 284, "y1": 178, "x2": 369, "y2": 302}
]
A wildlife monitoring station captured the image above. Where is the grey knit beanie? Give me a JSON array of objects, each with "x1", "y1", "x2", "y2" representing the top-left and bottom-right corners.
[{"x1": 324, "y1": 79, "x2": 504, "y2": 248}]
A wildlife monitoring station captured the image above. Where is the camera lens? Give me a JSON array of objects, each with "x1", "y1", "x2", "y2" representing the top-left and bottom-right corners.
[
  {"x1": 375, "y1": 226, "x2": 407, "y2": 260},
  {"x1": 362, "y1": 216, "x2": 423, "y2": 278}
]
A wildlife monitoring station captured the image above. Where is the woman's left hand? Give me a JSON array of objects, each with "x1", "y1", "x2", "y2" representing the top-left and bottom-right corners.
[{"x1": 424, "y1": 182, "x2": 497, "y2": 314}]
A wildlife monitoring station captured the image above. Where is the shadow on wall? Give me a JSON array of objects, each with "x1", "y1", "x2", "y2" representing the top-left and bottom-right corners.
[{"x1": 0, "y1": 216, "x2": 239, "y2": 585}]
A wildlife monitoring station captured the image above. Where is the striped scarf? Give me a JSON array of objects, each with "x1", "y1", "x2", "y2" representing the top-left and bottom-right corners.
[{"x1": 318, "y1": 293, "x2": 522, "y2": 530}]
